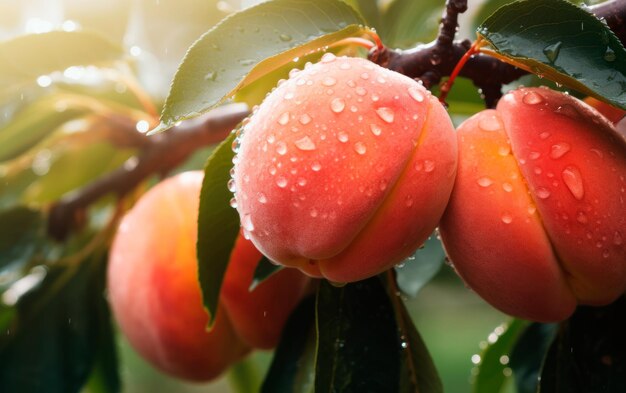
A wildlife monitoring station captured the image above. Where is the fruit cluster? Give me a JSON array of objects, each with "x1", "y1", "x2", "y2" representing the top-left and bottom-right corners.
[{"x1": 108, "y1": 54, "x2": 625, "y2": 381}]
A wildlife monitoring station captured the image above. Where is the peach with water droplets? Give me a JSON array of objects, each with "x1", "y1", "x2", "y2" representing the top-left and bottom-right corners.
[
  {"x1": 108, "y1": 171, "x2": 310, "y2": 381},
  {"x1": 440, "y1": 87, "x2": 626, "y2": 322},
  {"x1": 232, "y1": 54, "x2": 457, "y2": 283}
]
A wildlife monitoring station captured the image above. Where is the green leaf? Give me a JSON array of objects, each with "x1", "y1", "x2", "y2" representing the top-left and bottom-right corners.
[
  {"x1": 0, "y1": 93, "x2": 93, "y2": 162},
  {"x1": 197, "y1": 132, "x2": 241, "y2": 326},
  {"x1": 341, "y1": 0, "x2": 383, "y2": 36},
  {"x1": 250, "y1": 256, "x2": 284, "y2": 291},
  {"x1": 382, "y1": 0, "x2": 442, "y2": 48},
  {"x1": 0, "y1": 31, "x2": 124, "y2": 91},
  {"x1": 539, "y1": 297, "x2": 626, "y2": 392},
  {"x1": 315, "y1": 278, "x2": 401, "y2": 392},
  {"x1": 156, "y1": 0, "x2": 367, "y2": 131},
  {"x1": 261, "y1": 296, "x2": 316, "y2": 393},
  {"x1": 0, "y1": 207, "x2": 44, "y2": 272},
  {"x1": 0, "y1": 253, "x2": 119, "y2": 393},
  {"x1": 471, "y1": 319, "x2": 527, "y2": 393},
  {"x1": 395, "y1": 234, "x2": 445, "y2": 298},
  {"x1": 509, "y1": 323, "x2": 557, "y2": 393},
  {"x1": 384, "y1": 276, "x2": 443, "y2": 393},
  {"x1": 478, "y1": 0, "x2": 626, "y2": 109}
]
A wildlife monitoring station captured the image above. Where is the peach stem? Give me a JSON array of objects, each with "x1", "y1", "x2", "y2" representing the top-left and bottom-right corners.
[{"x1": 439, "y1": 38, "x2": 486, "y2": 106}]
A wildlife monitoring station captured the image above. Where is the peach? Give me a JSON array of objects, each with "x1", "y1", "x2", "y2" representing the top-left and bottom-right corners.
[
  {"x1": 584, "y1": 96, "x2": 625, "y2": 124},
  {"x1": 439, "y1": 87, "x2": 626, "y2": 322},
  {"x1": 108, "y1": 171, "x2": 248, "y2": 381},
  {"x1": 232, "y1": 54, "x2": 457, "y2": 283},
  {"x1": 108, "y1": 171, "x2": 310, "y2": 381},
  {"x1": 221, "y1": 233, "x2": 310, "y2": 349}
]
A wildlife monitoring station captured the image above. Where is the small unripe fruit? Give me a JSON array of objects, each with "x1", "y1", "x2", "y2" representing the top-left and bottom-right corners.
[
  {"x1": 440, "y1": 87, "x2": 626, "y2": 322},
  {"x1": 233, "y1": 54, "x2": 457, "y2": 283},
  {"x1": 108, "y1": 171, "x2": 310, "y2": 381}
]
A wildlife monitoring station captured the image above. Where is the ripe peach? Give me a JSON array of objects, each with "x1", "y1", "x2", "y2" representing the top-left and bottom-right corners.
[
  {"x1": 440, "y1": 87, "x2": 626, "y2": 322},
  {"x1": 108, "y1": 171, "x2": 248, "y2": 381},
  {"x1": 232, "y1": 54, "x2": 457, "y2": 283},
  {"x1": 221, "y1": 233, "x2": 310, "y2": 349}
]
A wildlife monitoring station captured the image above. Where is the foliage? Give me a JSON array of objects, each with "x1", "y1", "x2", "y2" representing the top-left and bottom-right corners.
[{"x1": 0, "y1": 0, "x2": 624, "y2": 392}]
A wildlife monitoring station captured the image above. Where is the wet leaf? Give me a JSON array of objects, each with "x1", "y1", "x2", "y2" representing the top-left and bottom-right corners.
[
  {"x1": 155, "y1": 0, "x2": 367, "y2": 131},
  {"x1": 0, "y1": 207, "x2": 44, "y2": 272},
  {"x1": 478, "y1": 0, "x2": 626, "y2": 109},
  {"x1": 510, "y1": 323, "x2": 557, "y2": 393},
  {"x1": 471, "y1": 319, "x2": 527, "y2": 393},
  {"x1": 250, "y1": 256, "x2": 284, "y2": 291},
  {"x1": 196, "y1": 132, "x2": 241, "y2": 326},
  {"x1": 315, "y1": 278, "x2": 399, "y2": 393},
  {"x1": 0, "y1": 31, "x2": 123, "y2": 92},
  {"x1": 395, "y1": 234, "x2": 445, "y2": 298},
  {"x1": 262, "y1": 296, "x2": 316, "y2": 393},
  {"x1": 540, "y1": 298, "x2": 626, "y2": 392}
]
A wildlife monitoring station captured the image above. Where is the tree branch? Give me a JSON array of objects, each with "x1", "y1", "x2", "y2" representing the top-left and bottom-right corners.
[
  {"x1": 47, "y1": 103, "x2": 250, "y2": 240},
  {"x1": 370, "y1": 0, "x2": 626, "y2": 107}
]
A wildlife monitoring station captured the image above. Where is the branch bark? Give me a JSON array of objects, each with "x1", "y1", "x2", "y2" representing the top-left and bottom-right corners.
[
  {"x1": 47, "y1": 103, "x2": 250, "y2": 240},
  {"x1": 370, "y1": 0, "x2": 626, "y2": 107}
]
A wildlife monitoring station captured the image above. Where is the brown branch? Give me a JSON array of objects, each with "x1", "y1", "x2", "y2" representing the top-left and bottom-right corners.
[
  {"x1": 47, "y1": 103, "x2": 250, "y2": 241},
  {"x1": 370, "y1": 0, "x2": 626, "y2": 107}
]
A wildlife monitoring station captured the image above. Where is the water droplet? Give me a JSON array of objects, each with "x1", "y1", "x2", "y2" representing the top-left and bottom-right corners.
[
  {"x1": 354, "y1": 142, "x2": 366, "y2": 155},
  {"x1": 376, "y1": 107, "x2": 395, "y2": 123},
  {"x1": 479, "y1": 115, "x2": 501, "y2": 131},
  {"x1": 339, "y1": 62, "x2": 351, "y2": 70},
  {"x1": 310, "y1": 208, "x2": 318, "y2": 218},
  {"x1": 205, "y1": 71, "x2": 218, "y2": 81},
  {"x1": 284, "y1": 92, "x2": 294, "y2": 100},
  {"x1": 576, "y1": 211, "x2": 588, "y2": 224},
  {"x1": 295, "y1": 136, "x2": 316, "y2": 151},
  {"x1": 523, "y1": 91, "x2": 544, "y2": 105},
  {"x1": 477, "y1": 177, "x2": 493, "y2": 187},
  {"x1": 405, "y1": 195, "x2": 414, "y2": 207},
  {"x1": 242, "y1": 214, "x2": 255, "y2": 231},
  {"x1": 267, "y1": 134, "x2": 276, "y2": 144},
  {"x1": 543, "y1": 41, "x2": 562, "y2": 63},
  {"x1": 550, "y1": 142, "x2": 571, "y2": 159},
  {"x1": 239, "y1": 58, "x2": 255, "y2": 66},
  {"x1": 299, "y1": 114, "x2": 312, "y2": 125},
  {"x1": 501, "y1": 213, "x2": 513, "y2": 224},
  {"x1": 539, "y1": 131, "x2": 551, "y2": 140},
  {"x1": 311, "y1": 161, "x2": 322, "y2": 171},
  {"x1": 331, "y1": 98, "x2": 345, "y2": 113},
  {"x1": 602, "y1": 249, "x2": 611, "y2": 258},
  {"x1": 321, "y1": 53, "x2": 336, "y2": 63},
  {"x1": 370, "y1": 124, "x2": 382, "y2": 136},
  {"x1": 335, "y1": 131, "x2": 349, "y2": 143},
  {"x1": 604, "y1": 47, "x2": 616, "y2": 62},
  {"x1": 360, "y1": 72, "x2": 369, "y2": 79},
  {"x1": 590, "y1": 148, "x2": 604, "y2": 159},
  {"x1": 227, "y1": 179, "x2": 236, "y2": 192},
  {"x1": 279, "y1": 33, "x2": 292, "y2": 42},
  {"x1": 278, "y1": 112, "x2": 290, "y2": 125},
  {"x1": 424, "y1": 160, "x2": 435, "y2": 173},
  {"x1": 229, "y1": 197, "x2": 238, "y2": 208},
  {"x1": 408, "y1": 86, "x2": 425, "y2": 102},
  {"x1": 529, "y1": 151, "x2": 541, "y2": 160},
  {"x1": 371, "y1": 93, "x2": 380, "y2": 102},
  {"x1": 562, "y1": 166, "x2": 584, "y2": 200},
  {"x1": 503, "y1": 183, "x2": 513, "y2": 192},
  {"x1": 498, "y1": 145, "x2": 511, "y2": 156},
  {"x1": 276, "y1": 141, "x2": 288, "y2": 155},
  {"x1": 536, "y1": 187, "x2": 551, "y2": 199},
  {"x1": 614, "y1": 231, "x2": 623, "y2": 245},
  {"x1": 257, "y1": 193, "x2": 267, "y2": 204},
  {"x1": 528, "y1": 205, "x2": 537, "y2": 215},
  {"x1": 322, "y1": 76, "x2": 337, "y2": 86},
  {"x1": 276, "y1": 176, "x2": 288, "y2": 188},
  {"x1": 297, "y1": 177, "x2": 307, "y2": 186}
]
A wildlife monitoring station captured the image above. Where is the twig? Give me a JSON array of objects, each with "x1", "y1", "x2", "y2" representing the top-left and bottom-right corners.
[
  {"x1": 47, "y1": 103, "x2": 250, "y2": 240},
  {"x1": 370, "y1": 0, "x2": 626, "y2": 107}
]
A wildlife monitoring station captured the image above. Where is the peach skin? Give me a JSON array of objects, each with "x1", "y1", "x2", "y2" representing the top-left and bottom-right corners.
[
  {"x1": 440, "y1": 87, "x2": 626, "y2": 322},
  {"x1": 232, "y1": 54, "x2": 457, "y2": 283}
]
